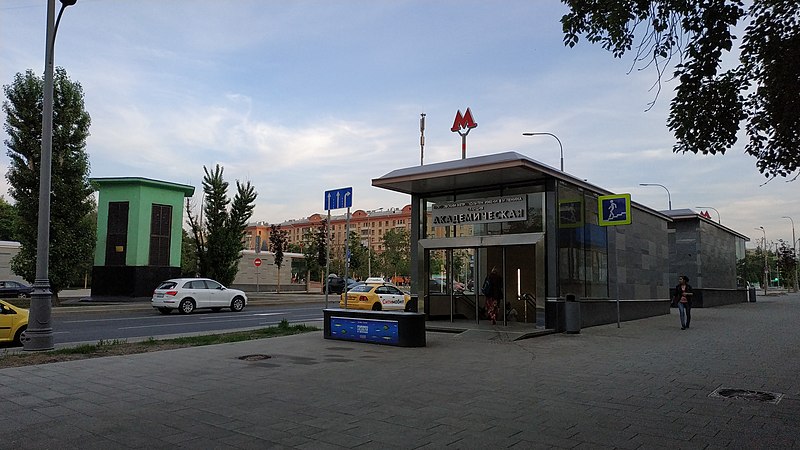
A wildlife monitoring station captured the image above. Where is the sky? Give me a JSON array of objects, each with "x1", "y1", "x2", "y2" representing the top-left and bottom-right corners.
[{"x1": 1, "y1": 0, "x2": 798, "y2": 250}]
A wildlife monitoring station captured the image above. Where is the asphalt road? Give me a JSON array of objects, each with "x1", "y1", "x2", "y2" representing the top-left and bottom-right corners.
[{"x1": 48, "y1": 302, "x2": 328, "y2": 345}]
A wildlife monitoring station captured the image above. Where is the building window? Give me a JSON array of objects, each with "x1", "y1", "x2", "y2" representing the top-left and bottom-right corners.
[
  {"x1": 105, "y1": 201, "x2": 129, "y2": 266},
  {"x1": 149, "y1": 204, "x2": 172, "y2": 266}
]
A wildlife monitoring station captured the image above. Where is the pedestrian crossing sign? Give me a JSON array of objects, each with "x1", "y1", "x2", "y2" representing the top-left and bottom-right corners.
[{"x1": 598, "y1": 194, "x2": 631, "y2": 226}]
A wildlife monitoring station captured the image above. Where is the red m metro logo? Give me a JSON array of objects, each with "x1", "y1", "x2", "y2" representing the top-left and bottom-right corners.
[{"x1": 451, "y1": 108, "x2": 478, "y2": 133}]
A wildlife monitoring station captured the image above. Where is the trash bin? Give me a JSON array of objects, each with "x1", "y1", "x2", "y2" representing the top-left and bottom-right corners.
[
  {"x1": 749, "y1": 287, "x2": 757, "y2": 303},
  {"x1": 564, "y1": 293, "x2": 580, "y2": 334}
]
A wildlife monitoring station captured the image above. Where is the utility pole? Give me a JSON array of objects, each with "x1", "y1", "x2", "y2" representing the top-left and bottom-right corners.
[
  {"x1": 419, "y1": 113, "x2": 425, "y2": 166},
  {"x1": 783, "y1": 216, "x2": 798, "y2": 292}
]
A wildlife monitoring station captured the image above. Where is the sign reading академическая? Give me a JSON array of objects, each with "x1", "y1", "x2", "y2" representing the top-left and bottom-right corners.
[{"x1": 431, "y1": 195, "x2": 527, "y2": 227}]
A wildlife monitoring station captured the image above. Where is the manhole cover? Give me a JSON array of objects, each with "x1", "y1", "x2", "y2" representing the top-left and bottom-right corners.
[
  {"x1": 709, "y1": 387, "x2": 783, "y2": 404},
  {"x1": 238, "y1": 354, "x2": 271, "y2": 361}
]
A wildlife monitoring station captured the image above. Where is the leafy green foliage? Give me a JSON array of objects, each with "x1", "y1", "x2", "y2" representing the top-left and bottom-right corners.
[
  {"x1": 180, "y1": 229, "x2": 198, "y2": 277},
  {"x1": 776, "y1": 242, "x2": 798, "y2": 287},
  {"x1": 737, "y1": 249, "x2": 766, "y2": 285},
  {"x1": 2, "y1": 68, "x2": 96, "y2": 292},
  {"x1": 561, "y1": 1, "x2": 800, "y2": 179},
  {"x1": 269, "y1": 224, "x2": 287, "y2": 269},
  {"x1": 347, "y1": 231, "x2": 368, "y2": 279},
  {"x1": 186, "y1": 165, "x2": 257, "y2": 286},
  {"x1": 299, "y1": 221, "x2": 326, "y2": 282},
  {"x1": 0, "y1": 197, "x2": 18, "y2": 241},
  {"x1": 316, "y1": 221, "x2": 327, "y2": 267},
  {"x1": 269, "y1": 224, "x2": 288, "y2": 292},
  {"x1": 380, "y1": 228, "x2": 410, "y2": 277}
]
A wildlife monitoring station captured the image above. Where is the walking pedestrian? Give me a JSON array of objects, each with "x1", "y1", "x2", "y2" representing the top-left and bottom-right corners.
[
  {"x1": 673, "y1": 275, "x2": 694, "y2": 330},
  {"x1": 482, "y1": 267, "x2": 503, "y2": 325}
]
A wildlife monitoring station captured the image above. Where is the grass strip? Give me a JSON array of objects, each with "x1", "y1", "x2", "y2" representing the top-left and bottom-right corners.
[{"x1": 1, "y1": 320, "x2": 317, "y2": 368}]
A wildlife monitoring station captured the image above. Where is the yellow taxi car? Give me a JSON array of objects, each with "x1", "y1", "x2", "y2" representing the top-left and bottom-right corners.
[
  {"x1": 339, "y1": 278, "x2": 411, "y2": 311},
  {"x1": 0, "y1": 299, "x2": 29, "y2": 346}
]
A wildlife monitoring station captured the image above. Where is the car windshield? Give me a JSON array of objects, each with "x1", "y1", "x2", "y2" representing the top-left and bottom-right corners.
[
  {"x1": 348, "y1": 284, "x2": 373, "y2": 293},
  {"x1": 156, "y1": 281, "x2": 177, "y2": 290}
]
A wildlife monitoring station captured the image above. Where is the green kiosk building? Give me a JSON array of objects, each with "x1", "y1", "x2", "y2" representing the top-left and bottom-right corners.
[{"x1": 91, "y1": 177, "x2": 195, "y2": 297}]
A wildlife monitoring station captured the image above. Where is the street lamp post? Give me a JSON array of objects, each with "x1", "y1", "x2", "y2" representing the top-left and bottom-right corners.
[
  {"x1": 756, "y1": 227, "x2": 767, "y2": 296},
  {"x1": 782, "y1": 216, "x2": 798, "y2": 292},
  {"x1": 522, "y1": 132, "x2": 564, "y2": 172},
  {"x1": 639, "y1": 183, "x2": 672, "y2": 210},
  {"x1": 24, "y1": 0, "x2": 77, "y2": 351},
  {"x1": 696, "y1": 206, "x2": 721, "y2": 223}
]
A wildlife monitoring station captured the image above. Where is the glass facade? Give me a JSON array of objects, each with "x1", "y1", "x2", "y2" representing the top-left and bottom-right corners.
[
  {"x1": 557, "y1": 181, "x2": 609, "y2": 299},
  {"x1": 413, "y1": 178, "x2": 611, "y2": 329},
  {"x1": 423, "y1": 188, "x2": 545, "y2": 239}
]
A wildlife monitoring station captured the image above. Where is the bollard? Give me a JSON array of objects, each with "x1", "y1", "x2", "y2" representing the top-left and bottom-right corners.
[{"x1": 564, "y1": 293, "x2": 581, "y2": 334}]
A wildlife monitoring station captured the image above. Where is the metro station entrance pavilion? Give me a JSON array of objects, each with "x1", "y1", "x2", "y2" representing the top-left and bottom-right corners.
[{"x1": 373, "y1": 152, "x2": 672, "y2": 331}]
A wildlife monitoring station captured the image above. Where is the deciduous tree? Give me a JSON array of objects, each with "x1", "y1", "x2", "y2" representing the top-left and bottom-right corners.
[
  {"x1": 3, "y1": 68, "x2": 95, "y2": 293},
  {"x1": 269, "y1": 224, "x2": 288, "y2": 292},
  {"x1": 561, "y1": 1, "x2": 800, "y2": 179},
  {"x1": 0, "y1": 197, "x2": 18, "y2": 241},
  {"x1": 380, "y1": 228, "x2": 410, "y2": 279}
]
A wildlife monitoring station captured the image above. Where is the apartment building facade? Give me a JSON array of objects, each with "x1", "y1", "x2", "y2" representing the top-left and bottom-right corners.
[{"x1": 244, "y1": 205, "x2": 416, "y2": 258}]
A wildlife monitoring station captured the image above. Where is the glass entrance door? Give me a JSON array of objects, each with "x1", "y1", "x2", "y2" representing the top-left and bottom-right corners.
[
  {"x1": 505, "y1": 245, "x2": 544, "y2": 326},
  {"x1": 424, "y1": 244, "x2": 544, "y2": 327}
]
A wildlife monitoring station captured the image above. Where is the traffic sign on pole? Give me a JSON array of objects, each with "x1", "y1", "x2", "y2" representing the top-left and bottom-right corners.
[
  {"x1": 598, "y1": 194, "x2": 632, "y2": 226},
  {"x1": 597, "y1": 193, "x2": 632, "y2": 329},
  {"x1": 324, "y1": 187, "x2": 353, "y2": 211}
]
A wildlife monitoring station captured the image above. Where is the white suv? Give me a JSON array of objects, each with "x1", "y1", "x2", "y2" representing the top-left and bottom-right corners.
[{"x1": 151, "y1": 278, "x2": 247, "y2": 315}]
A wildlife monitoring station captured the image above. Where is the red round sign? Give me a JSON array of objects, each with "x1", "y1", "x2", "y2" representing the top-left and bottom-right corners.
[{"x1": 254, "y1": 258, "x2": 262, "y2": 267}]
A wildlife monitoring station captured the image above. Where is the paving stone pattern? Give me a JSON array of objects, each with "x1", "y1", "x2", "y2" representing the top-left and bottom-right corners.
[{"x1": 2, "y1": 293, "x2": 799, "y2": 449}]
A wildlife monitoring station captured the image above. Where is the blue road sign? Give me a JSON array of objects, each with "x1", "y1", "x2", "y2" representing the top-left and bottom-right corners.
[
  {"x1": 598, "y1": 194, "x2": 632, "y2": 226},
  {"x1": 324, "y1": 187, "x2": 353, "y2": 210}
]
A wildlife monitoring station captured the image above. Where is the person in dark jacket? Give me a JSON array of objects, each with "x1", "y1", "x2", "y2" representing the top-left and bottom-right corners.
[
  {"x1": 673, "y1": 275, "x2": 694, "y2": 330},
  {"x1": 483, "y1": 267, "x2": 503, "y2": 325}
]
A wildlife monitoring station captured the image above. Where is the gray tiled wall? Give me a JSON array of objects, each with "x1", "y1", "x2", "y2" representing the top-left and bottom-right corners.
[
  {"x1": 608, "y1": 207, "x2": 670, "y2": 300},
  {"x1": 669, "y1": 219, "x2": 738, "y2": 289}
]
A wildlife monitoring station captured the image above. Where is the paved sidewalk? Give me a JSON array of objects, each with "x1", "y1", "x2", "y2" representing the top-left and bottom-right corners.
[{"x1": 2, "y1": 293, "x2": 799, "y2": 449}]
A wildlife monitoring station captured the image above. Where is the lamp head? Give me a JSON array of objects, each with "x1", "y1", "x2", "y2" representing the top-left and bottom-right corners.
[{"x1": 60, "y1": 0, "x2": 78, "y2": 5}]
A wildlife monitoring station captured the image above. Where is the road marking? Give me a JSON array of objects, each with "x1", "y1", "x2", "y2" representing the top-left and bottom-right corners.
[
  {"x1": 118, "y1": 316, "x2": 269, "y2": 330},
  {"x1": 63, "y1": 311, "x2": 288, "y2": 324}
]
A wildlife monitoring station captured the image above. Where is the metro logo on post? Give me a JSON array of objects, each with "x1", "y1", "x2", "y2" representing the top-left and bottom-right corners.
[
  {"x1": 451, "y1": 108, "x2": 478, "y2": 133},
  {"x1": 451, "y1": 107, "x2": 478, "y2": 159}
]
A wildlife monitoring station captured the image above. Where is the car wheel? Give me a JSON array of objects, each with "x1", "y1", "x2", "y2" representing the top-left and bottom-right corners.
[
  {"x1": 372, "y1": 302, "x2": 382, "y2": 311},
  {"x1": 14, "y1": 326, "x2": 26, "y2": 346},
  {"x1": 211, "y1": 307, "x2": 222, "y2": 312},
  {"x1": 157, "y1": 307, "x2": 171, "y2": 315},
  {"x1": 230, "y1": 296, "x2": 245, "y2": 312},
  {"x1": 178, "y1": 299, "x2": 195, "y2": 314},
  {"x1": 17, "y1": 292, "x2": 27, "y2": 299}
]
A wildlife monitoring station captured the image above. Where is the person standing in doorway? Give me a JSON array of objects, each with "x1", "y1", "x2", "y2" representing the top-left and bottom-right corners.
[
  {"x1": 674, "y1": 275, "x2": 694, "y2": 330},
  {"x1": 483, "y1": 267, "x2": 503, "y2": 325}
]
